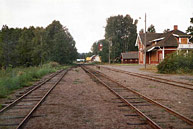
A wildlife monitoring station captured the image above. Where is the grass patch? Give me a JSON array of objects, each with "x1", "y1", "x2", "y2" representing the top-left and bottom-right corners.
[
  {"x1": 0, "y1": 62, "x2": 68, "y2": 98},
  {"x1": 73, "y1": 79, "x2": 83, "y2": 84},
  {"x1": 140, "y1": 65, "x2": 158, "y2": 72},
  {"x1": 149, "y1": 85, "x2": 156, "y2": 88},
  {"x1": 75, "y1": 69, "x2": 79, "y2": 72},
  {"x1": 112, "y1": 63, "x2": 139, "y2": 66}
]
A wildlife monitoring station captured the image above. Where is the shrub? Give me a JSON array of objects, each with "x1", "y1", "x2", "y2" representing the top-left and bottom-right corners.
[
  {"x1": 157, "y1": 51, "x2": 193, "y2": 74},
  {"x1": 43, "y1": 62, "x2": 60, "y2": 68}
]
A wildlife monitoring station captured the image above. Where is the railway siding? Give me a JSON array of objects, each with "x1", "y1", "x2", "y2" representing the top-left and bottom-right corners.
[
  {"x1": 83, "y1": 65, "x2": 193, "y2": 129},
  {"x1": 90, "y1": 65, "x2": 193, "y2": 120},
  {"x1": 0, "y1": 69, "x2": 69, "y2": 129}
]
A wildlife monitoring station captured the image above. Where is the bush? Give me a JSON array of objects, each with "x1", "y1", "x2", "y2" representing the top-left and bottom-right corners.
[
  {"x1": 157, "y1": 51, "x2": 193, "y2": 74},
  {"x1": 43, "y1": 62, "x2": 60, "y2": 68}
]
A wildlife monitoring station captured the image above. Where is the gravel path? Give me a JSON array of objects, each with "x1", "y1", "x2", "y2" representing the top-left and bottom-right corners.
[
  {"x1": 24, "y1": 67, "x2": 151, "y2": 129},
  {"x1": 101, "y1": 65, "x2": 193, "y2": 84}
]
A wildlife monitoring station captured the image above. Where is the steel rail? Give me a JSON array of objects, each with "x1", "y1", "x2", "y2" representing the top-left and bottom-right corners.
[
  {"x1": 83, "y1": 66, "x2": 193, "y2": 126},
  {"x1": 0, "y1": 70, "x2": 63, "y2": 114},
  {"x1": 16, "y1": 68, "x2": 70, "y2": 129},
  {"x1": 101, "y1": 66, "x2": 193, "y2": 90},
  {"x1": 81, "y1": 65, "x2": 162, "y2": 129}
]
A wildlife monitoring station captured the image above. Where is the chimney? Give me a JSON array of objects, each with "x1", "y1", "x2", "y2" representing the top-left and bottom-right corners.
[{"x1": 174, "y1": 25, "x2": 178, "y2": 30}]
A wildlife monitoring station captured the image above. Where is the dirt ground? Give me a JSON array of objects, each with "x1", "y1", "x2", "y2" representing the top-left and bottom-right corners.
[{"x1": 24, "y1": 67, "x2": 151, "y2": 129}]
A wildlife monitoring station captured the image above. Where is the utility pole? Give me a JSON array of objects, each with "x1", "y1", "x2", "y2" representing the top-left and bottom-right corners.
[
  {"x1": 108, "y1": 39, "x2": 112, "y2": 64},
  {"x1": 40, "y1": 34, "x2": 43, "y2": 67},
  {"x1": 144, "y1": 13, "x2": 147, "y2": 69}
]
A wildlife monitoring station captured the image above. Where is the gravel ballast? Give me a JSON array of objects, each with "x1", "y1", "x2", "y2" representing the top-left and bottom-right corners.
[
  {"x1": 24, "y1": 67, "x2": 151, "y2": 129},
  {"x1": 91, "y1": 65, "x2": 193, "y2": 120}
]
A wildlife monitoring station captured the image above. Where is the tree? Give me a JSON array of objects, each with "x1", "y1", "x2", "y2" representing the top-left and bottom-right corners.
[
  {"x1": 147, "y1": 24, "x2": 156, "y2": 33},
  {"x1": 186, "y1": 17, "x2": 193, "y2": 42},
  {"x1": 17, "y1": 27, "x2": 35, "y2": 66},
  {"x1": 91, "y1": 39, "x2": 109, "y2": 62},
  {"x1": 0, "y1": 25, "x2": 21, "y2": 68},
  {"x1": 163, "y1": 29, "x2": 170, "y2": 33},
  {"x1": 105, "y1": 15, "x2": 138, "y2": 61},
  {"x1": 139, "y1": 29, "x2": 144, "y2": 33},
  {"x1": 186, "y1": 17, "x2": 193, "y2": 35},
  {"x1": 45, "y1": 20, "x2": 77, "y2": 64},
  {"x1": 91, "y1": 42, "x2": 98, "y2": 55},
  {"x1": 99, "y1": 39, "x2": 109, "y2": 62},
  {"x1": 0, "y1": 20, "x2": 77, "y2": 68},
  {"x1": 31, "y1": 27, "x2": 45, "y2": 66}
]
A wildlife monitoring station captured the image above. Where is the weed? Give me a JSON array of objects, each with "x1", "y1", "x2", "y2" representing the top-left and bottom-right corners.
[
  {"x1": 170, "y1": 116, "x2": 176, "y2": 120},
  {"x1": 149, "y1": 85, "x2": 156, "y2": 88},
  {"x1": 73, "y1": 79, "x2": 83, "y2": 84},
  {"x1": 0, "y1": 63, "x2": 67, "y2": 98},
  {"x1": 75, "y1": 69, "x2": 79, "y2": 72}
]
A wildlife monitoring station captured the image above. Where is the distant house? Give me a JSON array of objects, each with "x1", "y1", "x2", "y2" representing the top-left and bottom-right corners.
[
  {"x1": 86, "y1": 55, "x2": 101, "y2": 62},
  {"x1": 91, "y1": 55, "x2": 101, "y2": 62},
  {"x1": 135, "y1": 25, "x2": 193, "y2": 64},
  {"x1": 76, "y1": 59, "x2": 85, "y2": 62},
  {"x1": 86, "y1": 57, "x2": 91, "y2": 62},
  {"x1": 121, "y1": 51, "x2": 138, "y2": 64}
]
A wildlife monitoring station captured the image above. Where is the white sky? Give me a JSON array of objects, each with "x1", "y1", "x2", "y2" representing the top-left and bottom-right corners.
[{"x1": 0, "y1": 0, "x2": 193, "y2": 53}]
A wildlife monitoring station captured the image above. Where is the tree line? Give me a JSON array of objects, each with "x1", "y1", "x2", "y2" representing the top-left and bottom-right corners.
[{"x1": 0, "y1": 20, "x2": 77, "y2": 68}]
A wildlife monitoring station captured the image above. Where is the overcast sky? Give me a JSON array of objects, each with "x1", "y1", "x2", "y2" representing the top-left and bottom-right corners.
[{"x1": 0, "y1": 0, "x2": 193, "y2": 53}]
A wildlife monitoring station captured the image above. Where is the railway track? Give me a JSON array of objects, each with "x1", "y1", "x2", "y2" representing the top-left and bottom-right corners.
[
  {"x1": 99, "y1": 66, "x2": 193, "y2": 90},
  {"x1": 0, "y1": 68, "x2": 70, "y2": 129},
  {"x1": 81, "y1": 65, "x2": 193, "y2": 129}
]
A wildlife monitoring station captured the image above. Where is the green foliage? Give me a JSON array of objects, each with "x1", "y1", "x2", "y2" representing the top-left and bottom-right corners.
[
  {"x1": 91, "y1": 42, "x2": 98, "y2": 55},
  {"x1": 105, "y1": 15, "x2": 138, "y2": 61},
  {"x1": 0, "y1": 63, "x2": 61, "y2": 98},
  {"x1": 186, "y1": 17, "x2": 193, "y2": 42},
  {"x1": 100, "y1": 40, "x2": 109, "y2": 62},
  {"x1": 45, "y1": 20, "x2": 77, "y2": 64},
  {"x1": 0, "y1": 20, "x2": 77, "y2": 68},
  {"x1": 163, "y1": 29, "x2": 170, "y2": 33},
  {"x1": 0, "y1": 25, "x2": 22, "y2": 67},
  {"x1": 147, "y1": 24, "x2": 156, "y2": 33},
  {"x1": 78, "y1": 52, "x2": 93, "y2": 59},
  {"x1": 91, "y1": 39, "x2": 109, "y2": 62},
  {"x1": 157, "y1": 51, "x2": 193, "y2": 74},
  {"x1": 186, "y1": 26, "x2": 193, "y2": 35},
  {"x1": 17, "y1": 27, "x2": 35, "y2": 66}
]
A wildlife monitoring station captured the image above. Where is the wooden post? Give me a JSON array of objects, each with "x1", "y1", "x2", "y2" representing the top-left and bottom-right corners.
[{"x1": 162, "y1": 47, "x2": 165, "y2": 60}]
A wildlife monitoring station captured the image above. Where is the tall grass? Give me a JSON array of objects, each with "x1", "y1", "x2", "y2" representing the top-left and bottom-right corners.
[
  {"x1": 157, "y1": 51, "x2": 193, "y2": 74},
  {"x1": 0, "y1": 62, "x2": 65, "y2": 98}
]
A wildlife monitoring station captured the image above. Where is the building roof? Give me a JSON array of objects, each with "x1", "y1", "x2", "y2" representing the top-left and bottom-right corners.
[
  {"x1": 139, "y1": 29, "x2": 190, "y2": 46},
  {"x1": 138, "y1": 27, "x2": 191, "y2": 52},
  {"x1": 157, "y1": 32, "x2": 179, "y2": 47},
  {"x1": 121, "y1": 51, "x2": 138, "y2": 59},
  {"x1": 139, "y1": 33, "x2": 164, "y2": 46},
  {"x1": 172, "y1": 30, "x2": 191, "y2": 38}
]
